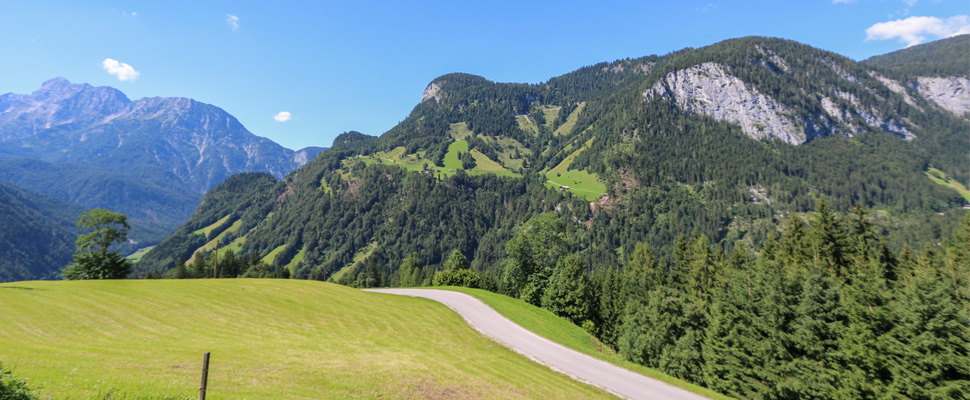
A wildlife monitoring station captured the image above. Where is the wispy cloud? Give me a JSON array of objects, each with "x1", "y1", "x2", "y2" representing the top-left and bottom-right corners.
[
  {"x1": 122, "y1": 11, "x2": 137, "y2": 17},
  {"x1": 865, "y1": 15, "x2": 970, "y2": 47},
  {"x1": 101, "y1": 58, "x2": 140, "y2": 81},
  {"x1": 832, "y1": 0, "x2": 856, "y2": 3},
  {"x1": 698, "y1": 3, "x2": 715, "y2": 13},
  {"x1": 226, "y1": 14, "x2": 240, "y2": 31},
  {"x1": 274, "y1": 111, "x2": 292, "y2": 122}
]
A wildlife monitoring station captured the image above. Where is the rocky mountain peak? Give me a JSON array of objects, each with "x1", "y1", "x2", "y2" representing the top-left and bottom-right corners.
[{"x1": 32, "y1": 77, "x2": 130, "y2": 106}]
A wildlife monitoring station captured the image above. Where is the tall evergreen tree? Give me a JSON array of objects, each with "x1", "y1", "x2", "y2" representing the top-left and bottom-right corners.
[{"x1": 541, "y1": 254, "x2": 592, "y2": 326}]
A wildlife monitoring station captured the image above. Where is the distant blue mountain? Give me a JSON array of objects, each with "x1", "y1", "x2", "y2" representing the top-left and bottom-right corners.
[{"x1": 0, "y1": 78, "x2": 328, "y2": 275}]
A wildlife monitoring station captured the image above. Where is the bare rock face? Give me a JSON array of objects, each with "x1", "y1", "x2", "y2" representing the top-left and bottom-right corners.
[
  {"x1": 645, "y1": 63, "x2": 806, "y2": 144},
  {"x1": 915, "y1": 76, "x2": 970, "y2": 116},
  {"x1": 421, "y1": 82, "x2": 443, "y2": 103},
  {"x1": 827, "y1": 91, "x2": 915, "y2": 140},
  {"x1": 870, "y1": 72, "x2": 920, "y2": 109}
]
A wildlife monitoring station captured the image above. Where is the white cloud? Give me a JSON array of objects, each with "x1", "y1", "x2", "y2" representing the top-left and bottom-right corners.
[
  {"x1": 273, "y1": 111, "x2": 292, "y2": 122},
  {"x1": 227, "y1": 14, "x2": 239, "y2": 31},
  {"x1": 832, "y1": 0, "x2": 856, "y2": 3},
  {"x1": 866, "y1": 15, "x2": 970, "y2": 47},
  {"x1": 101, "y1": 58, "x2": 140, "y2": 81}
]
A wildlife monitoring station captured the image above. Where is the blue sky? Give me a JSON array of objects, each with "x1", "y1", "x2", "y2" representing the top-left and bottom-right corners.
[{"x1": 2, "y1": 1, "x2": 967, "y2": 150}]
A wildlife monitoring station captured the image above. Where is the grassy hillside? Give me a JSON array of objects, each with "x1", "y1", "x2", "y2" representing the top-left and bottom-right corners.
[
  {"x1": 545, "y1": 138, "x2": 607, "y2": 201},
  {"x1": 0, "y1": 280, "x2": 614, "y2": 399},
  {"x1": 926, "y1": 167, "x2": 970, "y2": 203}
]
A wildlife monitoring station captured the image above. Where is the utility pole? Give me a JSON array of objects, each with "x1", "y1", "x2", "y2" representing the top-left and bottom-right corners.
[{"x1": 213, "y1": 245, "x2": 219, "y2": 279}]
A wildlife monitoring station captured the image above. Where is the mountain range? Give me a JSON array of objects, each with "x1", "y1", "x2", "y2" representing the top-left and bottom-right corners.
[
  {"x1": 0, "y1": 78, "x2": 326, "y2": 280},
  {"x1": 137, "y1": 35, "x2": 969, "y2": 282}
]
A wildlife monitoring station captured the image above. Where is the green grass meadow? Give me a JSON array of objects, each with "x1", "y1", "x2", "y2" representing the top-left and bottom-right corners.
[
  {"x1": 442, "y1": 140, "x2": 468, "y2": 171},
  {"x1": 125, "y1": 246, "x2": 155, "y2": 263},
  {"x1": 0, "y1": 280, "x2": 615, "y2": 399},
  {"x1": 193, "y1": 215, "x2": 232, "y2": 238},
  {"x1": 553, "y1": 103, "x2": 586, "y2": 136},
  {"x1": 925, "y1": 167, "x2": 970, "y2": 203},
  {"x1": 545, "y1": 138, "x2": 607, "y2": 201}
]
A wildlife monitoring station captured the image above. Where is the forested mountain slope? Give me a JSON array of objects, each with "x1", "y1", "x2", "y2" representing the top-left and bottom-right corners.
[
  {"x1": 864, "y1": 34, "x2": 970, "y2": 77},
  {"x1": 142, "y1": 36, "x2": 968, "y2": 279},
  {"x1": 0, "y1": 180, "x2": 83, "y2": 282}
]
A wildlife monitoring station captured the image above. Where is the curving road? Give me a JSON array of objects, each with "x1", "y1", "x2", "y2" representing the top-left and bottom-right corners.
[{"x1": 364, "y1": 288, "x2": 709, "y2": 400}]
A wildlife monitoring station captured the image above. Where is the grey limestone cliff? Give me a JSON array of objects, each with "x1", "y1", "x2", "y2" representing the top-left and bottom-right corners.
[
  {"x1": 915, "y1": 76, "x2": 970, "y2": 116},
  {"x1": 644, "y1": 63, "x2": 806, "y2": 144}
]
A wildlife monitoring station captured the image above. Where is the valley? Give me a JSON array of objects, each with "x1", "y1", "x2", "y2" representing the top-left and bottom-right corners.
[{"x1": 1, "y1": 29, "x2": 968, "y2": 400}]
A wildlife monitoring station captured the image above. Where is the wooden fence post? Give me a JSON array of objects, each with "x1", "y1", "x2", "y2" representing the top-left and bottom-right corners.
[{"x1": 199, "y1": 351, "x2": 210, "y2": 400}]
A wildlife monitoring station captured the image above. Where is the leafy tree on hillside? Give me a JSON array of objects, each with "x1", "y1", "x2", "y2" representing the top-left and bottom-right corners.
[
  {"x1": 62, "y1": 208, "x2": 132, "y2": 280},
  {"x1": 501, "y1": 213, "x2": 570, "y2": 304},
  {"x1": 432, "y1": 249, "x2": 480, "y2": 288},
  {"x1": 460, "y1": 151, "x2": 476, "y2": 170}
]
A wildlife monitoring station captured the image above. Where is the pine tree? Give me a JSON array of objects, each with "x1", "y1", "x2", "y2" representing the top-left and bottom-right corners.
[
  {"x1": 785, "y1": 271, "x2": 843, "y2": 398},
  {"x1": 541, "y1": 254, "x2": 591, "y2": 326},
  {"x1": 701, "y1": 257, "x2": 762, "y2": 398},
  {"x1": 809, "y1": 200, "x2": 849, "y2": 277},
  {"x1": 888, "y1": 246, "x2": 970, "y2": 399}
]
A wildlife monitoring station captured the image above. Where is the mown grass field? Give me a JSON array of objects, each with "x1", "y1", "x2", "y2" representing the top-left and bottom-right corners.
[
  {"x1": 545, "y1": 138, "x2": 607, "y2": 201},
  {"x1": 0, "y1": 280, "x2": 615, "y2": 399},
  {"x1": 442, "y1": 140, "x2": 468, "y2": 171},
  {"x1": 553, "y1": 103, "x2": 586, "y2": 136},
  {"x1": 447, "y1": 122, "x2": 474, "y2": 140},
  {"x1": 328, "y1": 241, "x2": 378, "y2": 283},
  {"x1": 284, "y1": 247, "x2": 307, "y2": 275},
  {"x1": 188, "y1": 218, "x2": 243, "y2": 264},
  {"x1": 358, "y1": 140, "x2": 519, "y2": 180},
  {"x1": 193, "y1": 215, "x2": 232, "y2": 238},
  {"x1": 515, "y1": 115, "x2": 538, "y2": 136},
  {"x1": 541, "y1": 106, "x2": 560, "y2": 130},
  {"x1": 443, "y1": 287, "x2": 730, "y2": 400},
  {"x1": 926, "y1": 167, "x2": 970, "y2": 203},
  {"x1": 126, "y1": 246, "x2": 155, "y2": 263}
]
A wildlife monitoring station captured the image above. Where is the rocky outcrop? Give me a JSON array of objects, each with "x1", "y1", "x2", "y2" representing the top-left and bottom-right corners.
[
  {"x1": 421, "y1": 82, "x2": 443, "y2": 103},
  {"x1": 755, "y1": 45, "x2": 791, "y2": 73},
  {"x1": 644, "y1": 63, "x2": 806, "y2": 144},
  {"x1": 915, "y1": 76, "x2": 970, "y2": 116},
  {"x1": 823, "y1": 58, "x2": 861, "y2": 83},
  {"x1": 822, "y1": 91, "x2": 915, "y2": 140},
  {"x1": 0, "y1": 77, "x2": 130, "y2": 138},
  {"x1": 870, "y1": 72, "x2": 920, "y2": 109}
]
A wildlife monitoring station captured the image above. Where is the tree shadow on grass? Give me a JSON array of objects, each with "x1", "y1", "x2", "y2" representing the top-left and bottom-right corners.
[{"x1": 0, "y1": 286, "x2": 40, "y2": 290}]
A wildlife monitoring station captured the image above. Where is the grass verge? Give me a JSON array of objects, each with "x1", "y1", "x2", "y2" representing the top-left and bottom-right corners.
[{"x1": 441, "y1": 287, "x2": 731, "y2": 400}]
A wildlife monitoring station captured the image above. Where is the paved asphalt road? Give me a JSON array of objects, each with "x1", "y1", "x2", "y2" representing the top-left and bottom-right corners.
[{"x1": 364, "y1": 288, "x2": 709, "y2": 400}]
